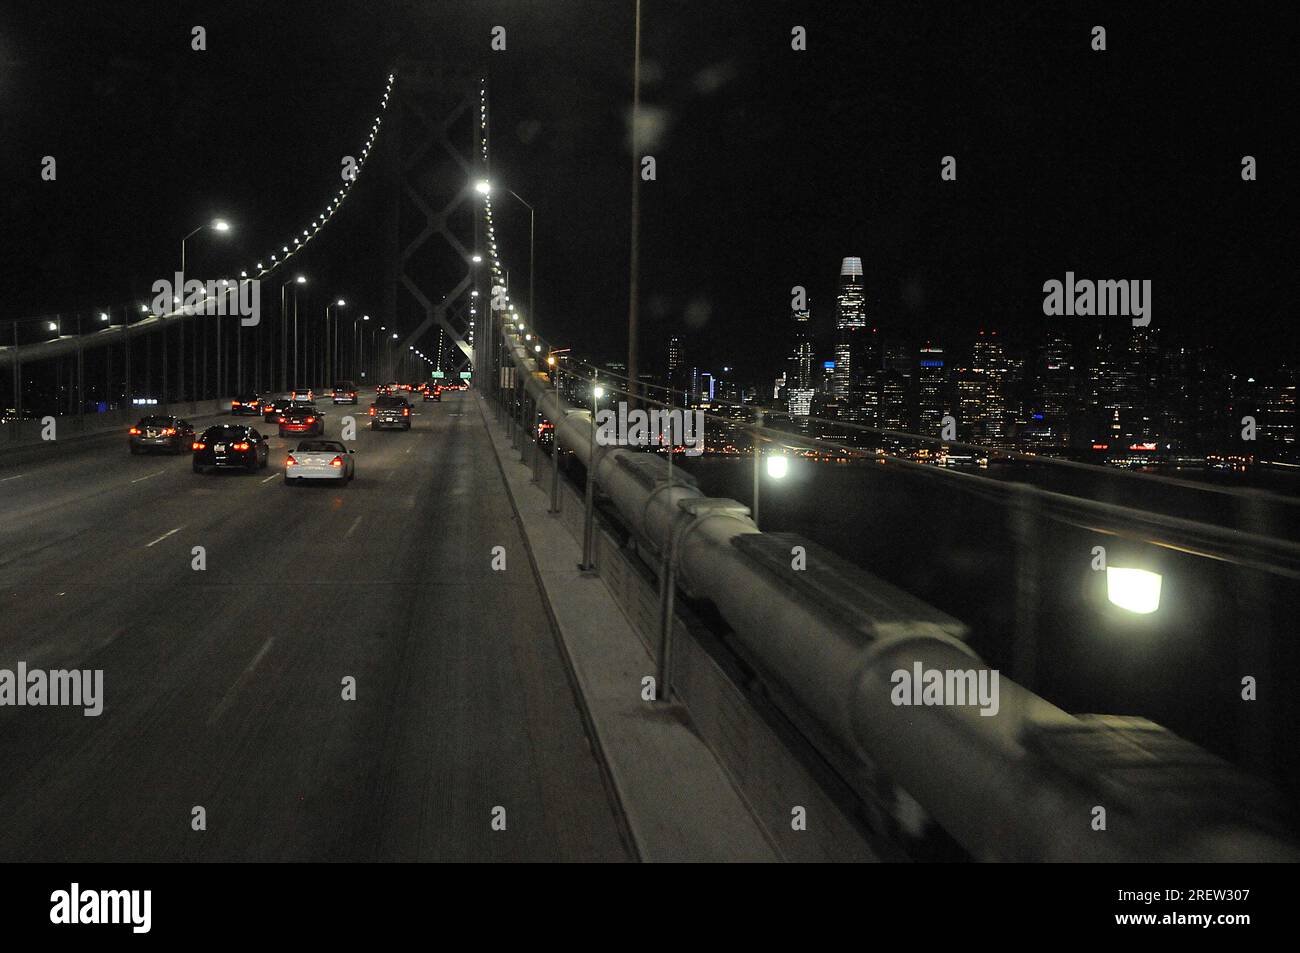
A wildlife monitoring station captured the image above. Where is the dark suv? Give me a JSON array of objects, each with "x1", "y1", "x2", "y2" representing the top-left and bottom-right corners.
[
  {"x1": 129, "y1": 415, "x2": 195, "y2": 455},
  {"x1": 332, "y1": 380, "x2": 358, "y2": 405},
  {"x1": 369, "y1": 395, "x2": 411, "y2": 431},
  {"x1": 192, "y1": 425, "x2": 269, "y2": 473}
]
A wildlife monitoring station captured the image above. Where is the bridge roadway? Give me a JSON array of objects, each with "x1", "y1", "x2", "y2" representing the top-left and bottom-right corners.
[{"x1": 0, "y1": 390, "x2": 631, "y2": 861}]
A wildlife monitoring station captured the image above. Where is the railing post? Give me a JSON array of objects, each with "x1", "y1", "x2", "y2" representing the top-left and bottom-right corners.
[
  {"x1": 655, "y1": 519, "x2": 678, "y2": 703},
  {"x1": 546, "y1": 380, "x2": 563, "y2": 511},
  {"x1": 580, "y1": 375, "x2": 599, "y2": 571},
  {"x1": 1235, "y1": 492, "x2": 1274, "y2": 776},
  {"x1": 529, "y1": 397, "x2": 542, "y2": 484},
  {"x1": 76, "y1": 312, "x2": 85, "y2": 432},
  {"x1": 1010, "y1": 483, "x2": 1041, "y2": 690},
  {"x1": 549, "y1": 435, "x2": 562, "y2": 513},
  {"x1": 751, "y1": 409, "x2": 763, "y2": 529},
  {"x1": 11, "y1": 320, "x2": 20, "y2": 440}
]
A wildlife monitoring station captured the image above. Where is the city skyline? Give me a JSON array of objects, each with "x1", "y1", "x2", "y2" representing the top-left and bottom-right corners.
[{"x1": 657, "y1": 252, "x2": 1297, "y2": 464}]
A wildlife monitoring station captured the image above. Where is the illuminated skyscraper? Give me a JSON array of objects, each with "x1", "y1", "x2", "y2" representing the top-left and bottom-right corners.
[
  {"x1": 788, "y1": 309, "x2": 814, "y2": 391},
  {"x1": 972, "y1": 330, "x2": 1009, "y2": 443},
  {"x1": 917, "y1": 343, "x2": 947, "y2": 436},
  {"x1": 833, "y1": 256, "x2": 867, "y2": 401},
  {"x1": 1039, "y1": 324, "x2": 1073, "y2": 448}
]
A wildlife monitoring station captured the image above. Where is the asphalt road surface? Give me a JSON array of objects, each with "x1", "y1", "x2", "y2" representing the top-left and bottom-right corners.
[{"x1": 0, "y1": 391, "x2": 631, "y2": 861}]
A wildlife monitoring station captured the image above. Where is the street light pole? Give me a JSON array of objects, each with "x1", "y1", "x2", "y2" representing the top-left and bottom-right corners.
[
  {"x1": 627, "y1": 0, "x2": 643, "y2": 406},
  {"x1": 180, "y1": 219, "x2": 230, "y2": 404}
]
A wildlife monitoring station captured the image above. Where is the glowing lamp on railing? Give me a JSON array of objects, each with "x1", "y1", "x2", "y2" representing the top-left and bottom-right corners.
[
  {"x1": 593, "y1": 386, "x2": 605, "y2": 401},
  {"x1": 766, "y1": 455, "x2": 789, "y2": 479},
  {"x1": 1106, "y1": 567, "x2": 1162, "y2": 614}
]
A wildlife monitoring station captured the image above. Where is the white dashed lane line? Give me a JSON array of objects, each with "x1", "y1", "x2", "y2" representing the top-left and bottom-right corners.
[
  {"x1": 130, "y1": 470, "x2": 167, "y2": 484},
  {"x1": 144, "y1": 526, "x2": 185, "y2": 548}
]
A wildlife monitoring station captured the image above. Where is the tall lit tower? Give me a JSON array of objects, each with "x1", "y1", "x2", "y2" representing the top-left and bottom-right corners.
[
  {"x1": 788, "y1": 309, "x2": 813, "y2": 390},
  {"x1": 833, "y1": 256, "x2": 867, "y2": 401},
  {"x1": 917, "y1": 343, "x2": 947, "y2": 436}
]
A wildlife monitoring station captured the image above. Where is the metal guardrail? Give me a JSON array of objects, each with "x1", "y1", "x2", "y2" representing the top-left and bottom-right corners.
[{"x1": 485, "y1": 319, "x2": 1299, "y2": 862}]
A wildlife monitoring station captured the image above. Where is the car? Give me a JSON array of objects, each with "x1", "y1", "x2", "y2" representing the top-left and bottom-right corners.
[
  {"x1": 129, "y1": 415, "x2": 195, "y2": 455},
  {"x1": 369, "y1": 394, "x2": 411, "y2": 430},
  {"x1": 278, "y1": 406, "x2": 326, "y2": 437},
  {"x1": 230, "y1": 393, "x2": 261, "y2": 416},
  {"x1": 192, "y1": 425, "x2": 270, "y2": 473},
  {"x1": 285, "y1": 440, "x2": 355, "y2": 484},
  {"x1": 421, "y1": 384, "x2": 441, "y2": 401},
  {"x1": 263, "y1": 397, "x2": 292, "y2": 422},
  {"x1": 290, "y1": 388, "x2": 314, "y2": 403},
  {"x1": 332, "y1": 381, "x2": 358, "y2": 405}
]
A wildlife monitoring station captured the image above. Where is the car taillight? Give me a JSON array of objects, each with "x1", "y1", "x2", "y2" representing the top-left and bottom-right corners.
[
  {"x1": 233, "y1": 442, "x2": 251, "y2": 451},
  {"x1": 192, "y1": 442, "x2": 205, "y2": 451},
  {"x1": 306, "y1": 417, "x2": 316, "y2": 424},
  {"x1": 402, "y1": 407, "x2": 410, "y2": 416},
  {"x1": 162, "y1": 428, "x2": 176, "y2": 436},
  {"x1": 286, "y1": 455, "x2": 298, "y2": 466},
  {"x1": 369, "y1": 406, "x2": 376, "y2": 416},
  {"x1": 129, "y1": 427, "x2": 141, "y2": 435},
  {"x1": 330, "y1": 456, "x2": 344, "y2": 468},
  {"x1": 278, "y1": 417, "x2": 287, "y2": 423}
]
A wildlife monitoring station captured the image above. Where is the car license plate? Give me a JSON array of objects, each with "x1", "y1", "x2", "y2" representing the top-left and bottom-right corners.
[{"x1": 215, "y1": 443, "x2": 226, "y2": 452}]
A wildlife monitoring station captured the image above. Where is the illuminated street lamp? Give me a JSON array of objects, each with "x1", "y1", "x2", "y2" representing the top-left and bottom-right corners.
[{"x1": 1106, "y1": 567, "x2": 1162, "y2": 614}]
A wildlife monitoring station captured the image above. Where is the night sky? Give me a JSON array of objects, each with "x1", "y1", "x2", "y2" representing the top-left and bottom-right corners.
[{"x1": 1, "y1": 1, "x2": 1293, "y2": 382}]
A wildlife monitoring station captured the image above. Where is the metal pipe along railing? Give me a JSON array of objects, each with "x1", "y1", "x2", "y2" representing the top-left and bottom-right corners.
[{"x1": 492, "y1": 323, "x2": 1298, "y2": 862}]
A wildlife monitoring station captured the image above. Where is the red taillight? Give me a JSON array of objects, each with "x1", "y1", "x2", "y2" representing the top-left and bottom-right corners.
[
  {"x1": 330, "y1": 456, "x2": 344, "y2": 468},
  {"x1": 306, "y1": 417, "x2": 316, "y2": 424},
  {"x1": 233, "y1": 442, "x2": 251, "y2": 451},
  {"x1": 129, "y1": 427, "x2": 141, "y2": 435},
  {"x1": 402, "y1": 407, "x2": 410, "y2": 416},
  {"x1": 278, "y1": 417, "x2": 287, "y2": 423},
  {"x1": 162, "y1": 428, "x2": 176, "y2": 436},
  {"x1": 192, "y1": 442, "x2": 205, "y2": 451},
  {"x1": 286, "y1": 455, "x2": 298, "y2": 466},
  {"x1": 368, "y1": 406, "x2": 376, "y2": 416}
]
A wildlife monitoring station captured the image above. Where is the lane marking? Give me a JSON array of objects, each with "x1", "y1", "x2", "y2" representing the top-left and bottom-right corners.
[
  {"x1": 144, "y1": 526, "x2": 185, "y2": 548},
  {"x1": 207, "y1": 637, "x2": 275, "y2": 726},
  {"x1": 0, "y1": 475, "x2": 26, "y2": 483},
  {"x1": 130, "y1": 469, "x2": 166, "y2": 484},
  {"x1": 261, "y1": 473, "x2": 279, "y2": 484},
  {"x1": 345, "y1": 516, "x2": 363, "y2": 538}
]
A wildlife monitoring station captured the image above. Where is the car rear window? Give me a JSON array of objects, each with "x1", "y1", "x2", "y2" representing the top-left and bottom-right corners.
[
  {"x1": 297, "y1": 441, "x2": 345, "y2": 452},
  {"x1": 376, "y1": 396, "x2": 407, "y2": 407},
  {"x1": 200, "y1": 426, "x2": 246, "y2": 440},
  {"x1": 138, "y1": 416, "x2": 176, "y2": 426}
]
